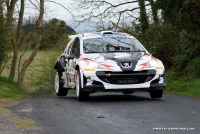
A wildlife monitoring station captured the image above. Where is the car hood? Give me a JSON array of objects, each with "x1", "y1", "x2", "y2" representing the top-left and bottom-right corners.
[
  {"x1": 80, "y1": 52, "x2": 162, "y2": 71},
  {"x1": 84, "y1": 52, "x2": 146, "y2": 63}
]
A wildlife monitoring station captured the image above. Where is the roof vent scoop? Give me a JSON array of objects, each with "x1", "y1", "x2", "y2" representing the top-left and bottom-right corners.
[{"x1": 101, "y1": 31, "x2": 113, "y2": 34}]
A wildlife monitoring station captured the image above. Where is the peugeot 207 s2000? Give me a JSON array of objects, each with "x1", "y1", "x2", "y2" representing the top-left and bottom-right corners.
[{"x1": 54, "y1": 31, "x2": 166, "y2": 101}]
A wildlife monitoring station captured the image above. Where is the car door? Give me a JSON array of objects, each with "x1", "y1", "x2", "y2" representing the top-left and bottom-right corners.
[{"x1": 66, "y1": 37, "x2": 80, "y2": 87}]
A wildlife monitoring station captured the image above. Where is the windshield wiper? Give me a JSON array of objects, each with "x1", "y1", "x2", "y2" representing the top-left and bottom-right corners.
[
  {"x1": 132, "y1": 50, "x2": 146, "y2": 52},
  {"x1": 84, "y1": 52, "x2": 104, "y2": 53}
]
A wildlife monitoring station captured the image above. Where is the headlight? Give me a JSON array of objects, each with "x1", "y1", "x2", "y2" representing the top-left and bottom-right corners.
[
  {"x1": 145, "y1": 58, "x2": 165, "y2": 70},
  {"x1": 145, "y1": 58, "x2": 158, "y2": 68},
  {"x1": 88, "y1": 61, "x2": 98, "y2": 68},
  {"x1": 86, "y1": 60, "x2": 107, "y2": 69}
]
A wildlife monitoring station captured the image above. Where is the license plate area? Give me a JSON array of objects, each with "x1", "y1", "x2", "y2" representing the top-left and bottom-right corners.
[{"x1": 111, "y1": 78, "x2": 138, "y2": 84}]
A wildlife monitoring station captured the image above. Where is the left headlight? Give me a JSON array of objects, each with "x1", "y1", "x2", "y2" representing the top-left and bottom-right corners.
[
  {"x1": 86, "y1": 60, "x2": 107, "y2": 69},
  {"x1": 88, "y1": 61, "x2": 98, "y2": 68}
]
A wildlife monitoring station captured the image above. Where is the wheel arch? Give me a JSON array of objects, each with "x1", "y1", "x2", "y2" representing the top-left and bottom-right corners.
[
  {"x1": 75, "y1": 64, "x2": 84, "y2": 88},
  {"x1": 54, "y1": 62, "x2": 58, "y2": 70}
]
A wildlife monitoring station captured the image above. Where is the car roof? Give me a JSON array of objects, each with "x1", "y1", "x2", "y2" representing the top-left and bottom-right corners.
[{"x1": 69, "y1": 31, "x2": 133, "y2": 39}]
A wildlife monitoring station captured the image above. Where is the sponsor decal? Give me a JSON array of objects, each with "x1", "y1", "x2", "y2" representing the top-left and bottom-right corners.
[
  {"x1": 156, "y1": 66, "x2": 164, "y2": 70},
  {"x1": 70, "y1": 62, "x2": 76, "y2": 69},
  {"x1": 84, "y1": 68, "x2": 96, "y2": 72},
  {"x1": 114, "y1": 53, "x2": 130, "y2": 58},
  {"x1": 72, "y1": 62, "x2": 76, "y2": 69}
]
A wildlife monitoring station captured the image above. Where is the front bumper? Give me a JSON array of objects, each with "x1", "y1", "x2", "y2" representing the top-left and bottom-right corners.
[{"x1": 82, "y1": 70, "x2": 166, "y2": 92}]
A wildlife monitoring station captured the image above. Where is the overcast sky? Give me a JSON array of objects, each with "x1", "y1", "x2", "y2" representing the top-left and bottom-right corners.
[
  {"x1": 43, "y1": 0, "x2": 96, "y2": 32},
  {"x1": 23, "y1": 0, "x2": 140, "y2": 33},
  {"x1": 23, "y1": 0, "x2": 90, "y2": 32},
  {"x1": 44, "y1": 0, "x2": 73, "y2": 21}
]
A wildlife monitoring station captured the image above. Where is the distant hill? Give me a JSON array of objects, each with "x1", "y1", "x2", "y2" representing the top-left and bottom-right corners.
[
  {"x1": 67, "y1": 21, "x2": 97, "y2": 33},
  {"x1": 22, "y1": 24, "x2": 76, "y2": 34},
  {"x1": 66, "y1": 25, "x2": 76, "y2": 34}
]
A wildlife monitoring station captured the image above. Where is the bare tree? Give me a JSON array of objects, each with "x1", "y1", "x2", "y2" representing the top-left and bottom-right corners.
[
  {"x1": 68, "y1": 0, "x2": 159, "y2": 32},
  {"x1": 17, "y1": 0, "x2": 44, "y2": 88},
  {"x1": 148, "y1": 0, "x2": 158, "y2": 23},
  {"x1": 4, "y1": 0, "x2": 74, "y2": 89},
  {"x1": 6, "y1": 0, "x2": 19, "y2": 80},
  {"x1": 4, "y1": 0, "x2": 44, "y2": 88}
]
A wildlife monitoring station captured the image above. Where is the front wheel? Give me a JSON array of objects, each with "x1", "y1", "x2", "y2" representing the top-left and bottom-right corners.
[
  {"x1": 150, "y1": 90, "x2": 163, "y2": 98},
  {"x1": 54, "y1": 71, "x2": 68, "y2": 96},
  {"x1": 76, "y1": 70, "x2": 89, "y2": 101}
]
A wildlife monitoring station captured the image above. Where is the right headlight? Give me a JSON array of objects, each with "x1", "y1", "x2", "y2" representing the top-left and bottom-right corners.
[
  {"x1": 145, "y1": 57, "x2": 165, "y2": 70},
  {"x1": 145, "y1": 58, "x2": 158, "y2": 68}
]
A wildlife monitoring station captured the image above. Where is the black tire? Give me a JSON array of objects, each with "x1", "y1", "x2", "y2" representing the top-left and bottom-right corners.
[
  {"x1": 76, "y1": 70, "x2": 89, "y2": 101},
  {"x1": 54, "y1": 71, "x2": 68, "y2": 96},
  {"x1": 150, "y1": 90, "x2": 163, "y2": 98},
  {"x1": 122, "y1": 91, "x2": 133, "y2": 95}
]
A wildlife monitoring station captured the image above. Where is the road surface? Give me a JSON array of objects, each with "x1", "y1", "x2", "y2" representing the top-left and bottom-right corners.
[{"x1": 1, "y1": 92, "x2": 200, "y2": 134}]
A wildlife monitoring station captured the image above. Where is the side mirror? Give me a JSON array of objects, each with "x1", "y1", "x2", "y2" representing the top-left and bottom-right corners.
[{"x1": 67, "y1": 55, "x2": 76, "y2": 59}]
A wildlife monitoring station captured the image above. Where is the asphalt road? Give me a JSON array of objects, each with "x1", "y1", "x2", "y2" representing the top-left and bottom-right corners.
[{"x1": 3, "y1": 92, "x2": 200, "y2": 134}]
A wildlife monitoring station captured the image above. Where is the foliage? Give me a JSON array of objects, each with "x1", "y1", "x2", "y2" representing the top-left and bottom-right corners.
[
  {"x1": 137, "y1": 0, "x2": 149, "y2": 33},
  {"x1": 66, "y1": 25, "x2": 76, "y2": 35},
  {"x1": 0, "y1": 2, "x2": 10, "y2": 70},
  {"x1": 142, "y1": 0, "x2": 200, "y2": 74},
  {"x1": 41, "y1": 18, "x2": 68, "y2": 49},
  {"x1": 186, "y1": 57, "x2": 200, "y2": 78},
  {"x1": 27, "y1": 50, "x2": 62, "y2": 94},
  {"x1": 142, "y1": 23, "x2": 178, "y2": 69}
]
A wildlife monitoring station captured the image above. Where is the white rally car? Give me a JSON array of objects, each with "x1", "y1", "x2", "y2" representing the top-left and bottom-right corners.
[{"x1": 54, "y1": 31, "x2": 166, "y2": 101}]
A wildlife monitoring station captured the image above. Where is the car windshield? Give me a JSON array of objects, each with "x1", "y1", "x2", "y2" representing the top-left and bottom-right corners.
[{"x1": 83, "y1": 36, "x2": 146, "y2": 53}]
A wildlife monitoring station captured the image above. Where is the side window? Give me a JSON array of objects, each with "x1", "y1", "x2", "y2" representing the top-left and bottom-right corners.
[
  {"x1": 70, "y1": 37, "x2": 80, "y2": 57},
  {"x1": 63, "y1": 38, "x2": 72, "y2": 54},
  {"x1": 66, "y1": 39, "x2": 75, "y2": 55}
]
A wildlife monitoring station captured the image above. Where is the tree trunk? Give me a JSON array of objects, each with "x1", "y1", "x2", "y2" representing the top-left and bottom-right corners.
[
  {"x1": 7, "y1": 0, "x2": 18, "y2": 80},
  {"x1": 18, "y1": 0, "x2": 44, "y2": 88},
  {"x1": 0, "y1": 1, "x2": 4, "y2": 66},
  {"x1": 9, "y1": 44, "x2": 18, "y2": 79},
  {"x1": 6, "y1": 0, "x2": 18, "y2": 80},
  {"x1": 148, "y1": 0, "x2": 159, "y2": 23},
  {"x1": 138, "y1": 0, "x2": 149, "y2": 33}
]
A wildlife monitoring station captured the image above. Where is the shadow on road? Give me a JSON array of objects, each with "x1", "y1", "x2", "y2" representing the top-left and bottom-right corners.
[{"x1": 57, "y1": 92, "x2": 164, "y2": 103}]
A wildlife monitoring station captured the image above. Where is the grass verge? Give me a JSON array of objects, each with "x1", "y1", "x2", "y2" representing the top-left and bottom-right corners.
[
  {"x1": 164, "y1": 70, "x2": 200, "y2": 98},
  {"x1": 0, "y1": 76, "x2": 27, "y2": 102}
]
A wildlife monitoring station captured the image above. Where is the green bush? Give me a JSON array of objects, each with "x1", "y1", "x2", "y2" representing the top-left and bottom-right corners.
[
  {"x1": 0, "y1": 14, "x2": 10, "y2": 68},
  {"x1": 28, "y1": 50, "x2": 62, "y2": 94},
  {"x1": 186, "y1": 57, "x2": 200, "y2": 78},
  {"x1": 143, "y1": 23, "x2": 178, "y2": 69}
]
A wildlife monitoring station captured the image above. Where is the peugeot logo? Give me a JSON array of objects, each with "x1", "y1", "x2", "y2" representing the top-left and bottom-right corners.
[{"x1": 120, "y1": 62, "x2": 132, "y2": 68}]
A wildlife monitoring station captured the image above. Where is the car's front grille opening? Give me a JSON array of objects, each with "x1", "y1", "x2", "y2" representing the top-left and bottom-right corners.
[{"x1": 96, "y1": 70, "x2": 156, "y2": 85}]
